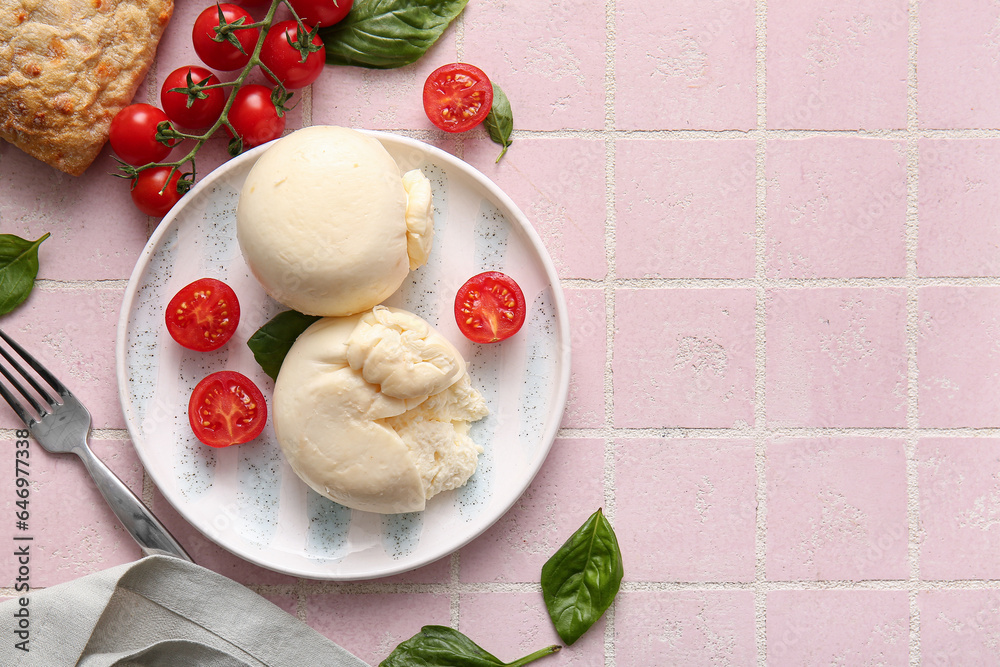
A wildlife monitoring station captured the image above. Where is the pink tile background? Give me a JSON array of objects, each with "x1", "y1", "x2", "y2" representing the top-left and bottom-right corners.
[
  {"x1": 614, "y1": 591, "x2": 756, "y2": 664},
  {"x1": 613, "y1": 288, "x2": 756, "y2": 428},
  {"x1": 766, "y1": 287, "x2": 908, "y2": 427},
  {"x1": 918, "y1": 438, "x2": 1000, "y2": 580},
  {"x1": 616, "y1": 438, "x2": 756, "y2": 582},
  {"x1": 767, "y1": 437, "x2": 908, "y2": 581},
  {"x1": 765, "y1": 137, "x2": 907, "y2": 278},
  {"x1": 614, "y1": 0, "x2": 757, "y2": 130},
  {"x1": 766, "y1": 590, "x2": 910, "y2": 664},
  {"x1": 918, "y1": 287, "x2": 1000, "y2": 428},
  {"x1": 616, "y1": 139, "x2": 757, "y2": 279},
  {"x1": 767, "y1": 0, "x2": 909, "y2": 129},
  {"x1": 3, "y1": 0, "x2": 999, "y2": 663},
  {"x1": 918, "y1": 139, "x2": 1000, "y2": 277}
]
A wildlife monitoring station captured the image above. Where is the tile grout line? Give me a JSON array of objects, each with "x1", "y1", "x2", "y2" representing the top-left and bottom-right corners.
[
  {"x1": 602, "y1": 0, "x2": 618, "y2": 664},
  {"x1": 906, "y1": 0, "x2": 922, "y2": 664},
  {"x1": 754, "y1": 0, "x2": 768, "y2": 664}
]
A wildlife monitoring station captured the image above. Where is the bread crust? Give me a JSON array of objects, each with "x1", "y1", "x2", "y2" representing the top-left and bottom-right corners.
[{"x1": 0, "y1": 0, "x2": 174, "y2": 176}]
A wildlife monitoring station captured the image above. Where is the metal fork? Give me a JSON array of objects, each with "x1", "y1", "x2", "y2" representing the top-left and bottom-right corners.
[{"x1": 0, "y1": 329, "x2": 191, "y2": 561}]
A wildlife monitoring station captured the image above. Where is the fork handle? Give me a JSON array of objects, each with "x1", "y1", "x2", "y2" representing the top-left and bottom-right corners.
[{"x1": 75, "y1": 446, "x2": 193, "y2": 562}]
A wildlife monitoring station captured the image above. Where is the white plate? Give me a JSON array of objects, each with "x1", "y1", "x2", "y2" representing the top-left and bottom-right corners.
[{"x1": 116, "y1": 131, "x2": 570, "y2": 580}]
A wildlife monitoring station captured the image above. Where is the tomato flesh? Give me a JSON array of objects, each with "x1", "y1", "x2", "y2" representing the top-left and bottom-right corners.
[
  {"x1": 188, "y1": 371, "x2": 267, "y2": 447},
  {"x1": 165, "y1": 278, "x2": 241, "y2": 352},
  {"x1": 423, "y1": 63, "x2": 494, "y2": 133},
  {"x1": 454, "y1": 271, "x2": 526, "y2": 343}
]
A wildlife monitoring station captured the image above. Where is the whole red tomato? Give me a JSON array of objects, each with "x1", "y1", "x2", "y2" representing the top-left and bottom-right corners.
[
  {"x1": 131, "y1": 166, "x2": 186, "y2": 218},
  {"x1": 227, "y1": 85, "x2": 286, "y2": 150},
  {"x1": 109, "y1": 104, "x2": 175, "y2": 166},
  {"x1": 259, "y1": 20, "x2": 326, "y2": 89},
  {"x1": 288, "y1": 0, "x2": 353, "y2": 27},
  {"x1": 161, "y1": 66, "x2": 227, "y2": 130},
  {"x1": 192, "y1": 3, "x2": 259, "y2": 71}
]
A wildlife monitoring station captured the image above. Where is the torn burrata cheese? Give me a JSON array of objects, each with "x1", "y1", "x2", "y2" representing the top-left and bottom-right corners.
[
  {"x1": 272, "y1": 305, "x2": 488, "y2": 514},
  {"x1": 236, "y1": 125, "x2": 434, "y2": 317}
]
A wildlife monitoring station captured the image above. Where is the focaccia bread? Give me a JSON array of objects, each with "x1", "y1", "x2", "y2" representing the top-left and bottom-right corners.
[{"x1": 0, "y1": 0, "x2": 174, "y2": 176}]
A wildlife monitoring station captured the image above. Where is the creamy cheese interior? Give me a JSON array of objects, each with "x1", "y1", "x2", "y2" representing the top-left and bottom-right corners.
[
  {"x1": 236, "y1": 126, "x2": 434, "y2": 317},
  {"x1": 273, "y1": 306, "x2": 488, "y2": 514}
]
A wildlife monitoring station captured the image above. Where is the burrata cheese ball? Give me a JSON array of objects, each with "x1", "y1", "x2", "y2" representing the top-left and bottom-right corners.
[
  {"x1": 236, "y1": 126, "x2": 434, "y2": 317},
  {"x1": 273, "y1": 305, "x2": 488, "y2": 514}
]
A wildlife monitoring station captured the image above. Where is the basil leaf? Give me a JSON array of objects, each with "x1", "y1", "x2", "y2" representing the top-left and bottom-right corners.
[
  {"x1": 319, "y1": 0, "x2": 469, "y2": 69},
  {"x1": 0, "y1": 233, "x2": 49, "y2": 316},
  {"x1": 380, "y1": 625, "x2": 560, "y2": 667},
  {"x1": 484, "y1": 83, "x2": 513, "y2": 163},
  {"x1": 246, "y1": 309, "x2": 321, "y2": 380},
  {"x1": 540, "y1": 508, "x2": 623, "y2": 646}
]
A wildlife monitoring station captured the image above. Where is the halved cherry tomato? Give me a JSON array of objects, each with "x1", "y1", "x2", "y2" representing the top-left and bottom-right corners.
[
  {"x1": 454, "y1": 271, "x2": 526, "y2": 343},
  {"x1": 165, "y1": 278, "x2": 241, "y2": 352},
  {"x1": 423, "y1": 63, "x2": 494, "y2": 133},
  {"x1": 188, "y1": 371, "x2": 267, "y2": 447}
]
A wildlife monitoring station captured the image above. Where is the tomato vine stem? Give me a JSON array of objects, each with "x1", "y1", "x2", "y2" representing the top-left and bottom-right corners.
[{"x1": 125, "y1": 0, "x2": 311, "y2": 196}]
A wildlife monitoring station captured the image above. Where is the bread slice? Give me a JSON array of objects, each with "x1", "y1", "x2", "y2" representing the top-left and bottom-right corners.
[{"x1": 0, "y1": 0, "x2": 174, "y2": 176}]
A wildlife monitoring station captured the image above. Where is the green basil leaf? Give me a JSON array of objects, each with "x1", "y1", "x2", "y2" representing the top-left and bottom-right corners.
[
  {"x1": 484, "y1": 83, "x2": 513, "y2": 163},
  {"x1": 380, "y1": 625, "x2": 560, "y2": 667},
  {"x1": 0, "y1": 233, "x2": 49, "y2": 316},
  {"x1": 246, "y1": 309, "x2": 321, "y2": 380},
  {"x1": 540, "y1": 508, "x2": 623, "y2": 646},
  {"x1": 319, "y1": 0, "x2": 469, "y2": 69}
]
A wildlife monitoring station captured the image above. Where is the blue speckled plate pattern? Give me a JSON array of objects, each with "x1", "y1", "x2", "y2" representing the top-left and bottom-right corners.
[{"x1": 115, "y1": 131, "x2": 571, "y2": 580}]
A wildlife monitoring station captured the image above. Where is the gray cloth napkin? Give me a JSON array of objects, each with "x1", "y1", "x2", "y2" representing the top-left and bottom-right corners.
[{"x1": 0, "y1": 555, "x2": 371, "y2": 667}]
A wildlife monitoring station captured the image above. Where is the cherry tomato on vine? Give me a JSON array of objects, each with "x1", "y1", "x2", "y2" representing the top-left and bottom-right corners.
[
  {"x1": 454, "y1": 271, "x2": 526, "y2": 343},
  {"x1": 226, "y1": 85, "x2": 286, "y2": 149},
  {"x1": 165, "y1": 278, "x2": 241, "y2": 352},
  {"x1": 423, "y1": 63, "x2": 494, "y2": 133},
  {"x1": 109, "y1": 104, "x2": 175, "y2": 166},
  {"x1": 131, "y1": 166, "x2": 186, "y2": 217},
  {"x1": 192, "y1": 3, "x2": 259, "y2": 71},
  {"x1": 288, "y1": 0, "x2": 353, "y2": 27},
  {"x1": 259, "y1": 20, "x2": 326, "y2": 89},
  {"x1": 161, "y1": 66, "x2": 227, "y2": 130},
  {"x1": 188, "y1": 371, "x2": 267, "y2": 447}
]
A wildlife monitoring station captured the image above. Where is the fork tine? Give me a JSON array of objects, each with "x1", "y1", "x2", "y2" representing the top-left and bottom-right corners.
[
  {"x1": 0, "y1": 345, "x2": 51, "y2": 418},
  {"x1": 0, "y1": 329, "x2": 68, "y2": 399},
  {"x1": 0, "y1": 373, "x2": 37, "y2": 426}
]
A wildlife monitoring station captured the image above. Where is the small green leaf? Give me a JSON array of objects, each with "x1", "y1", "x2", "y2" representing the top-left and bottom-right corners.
[
  {"x1": 247, "y1": 309, "x2": 322, "y2": 380},
  {"x1": 0, "y1": 233, "x2": 49, "y2": 316},
  {"x1": 380, "y1": 625, "x2": 560, "y2": 667},
  {"x1": 484, "y1": 83, "x2": 513, "y2": 163},
  {"x1": 319, "y1": 0, "x2": 469, "y2": 69},
  {"x1": 540, "y1": 508, "x2": 623, "y2": 646}
]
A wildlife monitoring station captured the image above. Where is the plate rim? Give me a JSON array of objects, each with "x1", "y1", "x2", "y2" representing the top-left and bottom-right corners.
[{"x1": 115, "y1": 129, "x2": 572, "y2": 580}]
